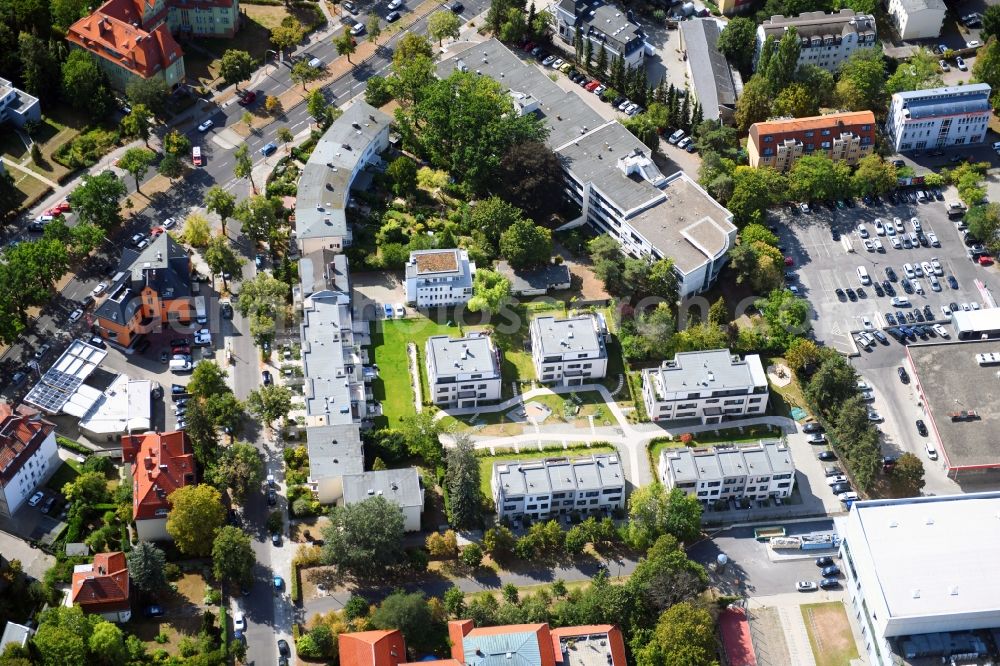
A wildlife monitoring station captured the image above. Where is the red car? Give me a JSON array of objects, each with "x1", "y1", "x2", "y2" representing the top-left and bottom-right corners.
[
  {"x1": 523, "y1": 41, "x2": 536, "y2": 52},
  {"x1": 784, "y1": 256, "x2": 795, "y2": 266},
  {"x1": 978, "y1": 255, "x2": 994, "y2": 266},
  {"x1": 237, "y1": 90, "x2": 257, "y2": 106},
  {"x1": 150, "y1": 226, "x2": 165, "y2": 237},
  {"x1": 54, "y1": 201, "x2": 71, "y2": 213},
  {"x1": 585, "y1": 80, "x2": 601, "y2": 92},
  {"x1": 171, "y1": 346, "x2": 191, "y2": 356}
]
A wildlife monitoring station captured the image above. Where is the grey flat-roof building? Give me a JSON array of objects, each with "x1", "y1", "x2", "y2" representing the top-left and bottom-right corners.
[
  {"x1": 0, "y1": 77, "x2": 40, "y2": 129},
  {"x1": 679, "y1": 19, "x2": 743, "y2": 124},
  {"x1": 342, "y1": 468, "x2": 424, "y2": 531},
  {"x1": 492, "y1": 454, "x2": 625, "y2": 521},
  {"x1": 425, "y1": 333, "x2": 502, "y2": 408},
  {"x1": 496, "y1": 261, "x2": 572, "y2": 296},
  {"x1": 306, "y1": 424, "x2": 364, "y2": 504},
  {"x1": 438, "y1": 40, "x2": 736, "y2": 299},
  {"x1": 658, "y1": 440, "x2": 795, "y2": 504},
  {"x1": 643, "y1": 349, "x2": 769, "y2": 424},
  {"x1": 295, "y1": 101, "x2": 390, "y2": 255},
  {"x1": 530, "y1": 314, "x2": 608, "y2": 385}
]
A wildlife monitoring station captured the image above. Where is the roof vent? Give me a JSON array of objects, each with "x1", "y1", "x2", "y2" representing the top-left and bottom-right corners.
[
  {"x1": 949, "y1": 586, "x2": 959, "y2": 595},
  {"x1": 925, "y1": 517, "x2": 934, "y2": 525},
  {"x1": 912, "y1": 588, "x2": 921, "y2": 598},
  {"x1": 889, "y1": 521, "x2": 898, "y2": 528}
]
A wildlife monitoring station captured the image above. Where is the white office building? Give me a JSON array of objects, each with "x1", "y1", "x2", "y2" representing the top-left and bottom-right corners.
[
  {"x1": 295, "y1": 101, "x2": 391, "y2": 255},
  {"x1": 885, "y1": 84, "x2": 991, "y2": 152},
  {"x1": 886, "y1": 0, "x2": 946, "y2": 40},
  {"x1": 492, "y1": 454, "x2": 625, "y2": 521},
  {"x1": 425, "y1": 333, "x2": 502, "y2": 408},
  {"x1": 659, "y1": 440, "x2": 795, "y2": 504},
  {"x1": 404, "y1": 249, "x2": 475, "y2": 308},
  {"x1": 0, "y1": 404, "x2": 59, "y2": 518},
  {"x1": 438, "y1": 40, "x2": 737, "y2": 300},
  {"x1": 642, "y1": 349, "x2": 769, "y2": 424},
  {"x1": 755, "y1": 10, "x2": 878, "y2": 73},
  {"x1": 530, "y1": 314, "x2": 608, "y2": 386},
  {"x1": 838, "y1": 492, "x2": 1000, "y2": 665}
]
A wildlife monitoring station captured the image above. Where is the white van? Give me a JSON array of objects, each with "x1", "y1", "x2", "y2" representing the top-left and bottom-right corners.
[
  {"x1": 925, "y1": 442, "x2": 938, "y2": 460},
  {"x1": 169, "y1": 358, "x2": 193, "y2": 373},
  {"x1": 891, "y1": 296, "x2": 910, "y2": 307},
  {"x1": 857, "y1": 266, "x2": 871, "y2": 285}
]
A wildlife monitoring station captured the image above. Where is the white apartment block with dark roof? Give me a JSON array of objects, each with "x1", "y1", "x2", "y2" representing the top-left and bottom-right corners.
[
  {"x1": 555, "y1": 0, "x2": 647, "y2": 68},
  {"x1": 530, "y1": 314, "x2": 608, "y2": 386},
  {"x1": 404, "y1": 249, "x2": 475, "y2": 308},
  {"x1": 755, "y1": 10, "x2": 877, "y2": 73},
  {"x1": 885, "y1": 84, "x2": 991, "y2": 152},
  {"x1": 0, "y1": 405, "x2": 59, "y2": 518},
  {"x1": 425, "y1": 333, "x2": 502, "y2": 408},
  {"x1": 658, "y1": 440, "x2": 795, "y2": 504},
  {"x1": 642, "y1": 349, "x2": 769, "y2": 424},
  {"x1": 438, "y1": 40, "x2": 737, "y2": 300},
  {"x1": 492, "y1": 454, "x2": 625, "y2": 521},
  {"x1": 886, "y1": 0, "x2": 945, "y2": 39}
]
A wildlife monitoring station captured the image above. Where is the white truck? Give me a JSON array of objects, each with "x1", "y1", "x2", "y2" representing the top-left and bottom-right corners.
[{"x1": 194, "y1": 295, "x2": 207, "y2": 324}]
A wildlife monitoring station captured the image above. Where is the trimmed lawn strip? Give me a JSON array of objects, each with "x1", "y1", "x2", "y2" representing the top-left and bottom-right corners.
[
  {"x1": 801, "y1": 602, "x2": 860, "y2": 666},
  {"x1": 476, "y1": 443, "x2": 617, "y2": 499}
]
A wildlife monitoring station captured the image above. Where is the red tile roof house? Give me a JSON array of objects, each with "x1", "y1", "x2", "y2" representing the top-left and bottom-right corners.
[
  {"x1": 0, "y1": 403, "x2": 59, "y2": 518},
  {"x1": 70, "y1": 551, "x2": 131, "y2": 622},
  {"x1": 339, "y1": 621, "x2": 627, "y2": 666},
  {"x1": 122, "y1": 431, "x2": 195, "y2": 542}
]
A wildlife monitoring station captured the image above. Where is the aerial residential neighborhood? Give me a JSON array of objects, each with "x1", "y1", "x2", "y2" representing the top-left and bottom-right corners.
[{"x1": 2, "y1": 0, "x2": 1000, "y2": 662}]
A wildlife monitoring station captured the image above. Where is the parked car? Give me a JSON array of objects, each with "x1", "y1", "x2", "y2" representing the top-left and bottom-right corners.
[
  {"x1": 957, "y1": 56, "x2": 968, "y2": 71},
  {"x1": 815, "y1": 556, "x2": 834, "y2": 567},
  {"x1": 260, "y1": 143, "x2": 277, "y2": 157},
  {"x1": 819, "y1": 578, "x2": 840, "y2": 590},
  {"x1": 262, "y1": 370, "x2": 273, "y2": 386},
  {"x1": 802, "y1": 422, "x2": 824, "y2": 434},
  {"x1": 796, "y1": 581, "x2": 818, "y2": 592},
  {"x1": 237, "y1": 90, "x2": 257, "y2": 106},
  {"x1": 28, "y1": 491, "x2": 44, "y2": 507},
  {"x1": 197, "y1": 119, "x2": 214, "y2": 132},
  {"x1": 818, "y1": 450, "x2": 837, "y2": 461}
]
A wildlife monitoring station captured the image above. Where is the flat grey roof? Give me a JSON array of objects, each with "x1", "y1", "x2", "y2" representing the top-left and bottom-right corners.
[
  {"x1": 907, "y1": 341, "x2": 1000, "y2": 470},
  {"x1": 300, "y1": 290, "x2": 359, "y2": 423},
  {"x1": 496, "y1": 261, "x2": 571, "y2": 294},
  {"x1": 895, "y1": 0, "x2": 945, "y2": 12},
  {"x1": 436, "y1": 39, "x2": 605, "y2": 151},
  {"x1": 532, "y1": 314, "x2": 605, "y2": 357},
  {"x1": 760, "y1": 9, "x2": 875, "y2": 39},
  {"x1": 295, "y1": 101, "x2": 390, "y2": 241},
  {"x1": 426, "y1": 334, "x2": 500, "y2": 378},
  {"x1": 681, "y1": 19, "x2": 738, "y2": 119},
  {"x1": 625, "y1": 172, "x2": 736, "y2": 273},
  {"x1": 494, "y1": 454, "x2": 624, "y2": 498},
  {"x1": 556, "y1": 122, "x2": 665, "y2": 215},
  {"x1": 664, "y1": 440, "x2": 793, "y2": 483},
  {"x1": 306, "y1": 423, "x2": 364, "y2": 481},
  {"x1": 343, "y1": 468, "x2": 423, "y2": 509},
  {"x1": 647, "y1": 349, "x2": 766, "y2": 395},
  {"x1": 299, "y1": 250, "x2": 349, "y2": 298}
]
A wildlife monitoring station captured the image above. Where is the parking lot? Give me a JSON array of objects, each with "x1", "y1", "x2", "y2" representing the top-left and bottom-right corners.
[{"x1": 774, "y1": 188, "x2": 998, "y2": 354}]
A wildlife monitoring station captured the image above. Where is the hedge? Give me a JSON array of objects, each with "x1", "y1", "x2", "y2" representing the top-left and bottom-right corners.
[
  {"x1": 290, "y1": 560, "x2": 302, "y2": 604},
  {"x1": 56, "y1": 436, "x2": 92, "y2": 456}
]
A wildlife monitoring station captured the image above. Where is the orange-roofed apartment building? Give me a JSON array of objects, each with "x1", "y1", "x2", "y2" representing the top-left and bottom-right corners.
[
  {"x1": 70, "y1": 551, "x2": 131, "y2": 622},
  {"x1": 67, "y1": 0, "x2": 241, "y2": 92},
  {"x1": 747, "y1": 111, "x2": 877, "y2": 171},
  {"x1": 0, "y1": 404, "x2": 59, "y2": 518},
  {"x1": 339, "y1": 621, "x2": 626, "y2": 666},
  {"x1": 122, "y1": 430, "x2": 195, "y2": 542}
]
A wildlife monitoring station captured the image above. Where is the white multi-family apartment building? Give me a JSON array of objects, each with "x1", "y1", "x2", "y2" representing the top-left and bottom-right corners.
[
  {"x1": 295, "y1": 101, "x2": 391, "y2": 255},
  {"x1": 755, "y1": 10, "x2": 877, "y2": 73},
  {"x1": 404, "y1": 249, "x2": 475, "y2": 308},
  {"x1": 886, "y1": 0, "x2": 946, "y2": 40},
  {"x1": 554, "y1": 0, "x2": 647, "y2": 68},
  {"x1": 659, "y1": 440, "x2": 795, "y2": 504},
  {"x1": 0, "y1": 77, "x2": 40, "y2": 129},
  {"x1": 438, "y1": 40, "x2": 737, "y2": 300},
  {"x1": 885, "y1": 84, "x2": 991, "y2": 152},
  {"x1": 642, "y1": 349, "x2": 769, "y2": 424},
  {"x1": 425, "y1": 333, "x2": 502, "y2": 408},
  {"x1": 0, "y1": 404, "x2": 59, "y2": 518},
  {"x1": 492, "y1": 454, "x2": 625, "y2": 521},
  {"x1": 530, "y1": 314, "x2": 608, "y2": 386}
]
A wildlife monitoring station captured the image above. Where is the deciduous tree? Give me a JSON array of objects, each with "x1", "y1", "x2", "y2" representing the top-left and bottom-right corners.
[
  {"x1": 61, "y1": 50, "x2": 112, "y2": 119},
  {"x1": 716, "y1": 17, "x2": 757, "y2": 76},
  {"x1": 212, "y1": 525, "x2": 256, "y2": 586},
  {"x1": 234, "y1": 194, "x2": 281, "y2": 246},
  {"x1": 220, "y1": 49, "x2": 255, "y2": 89},
  {"x1": 892, "y1": 452, "x2": 925, "y2": 497},
  {"x1": 126, "y1": 76, "x2": 170, "y2": 116},
  {"x1": 334, "y1": 33, "x2": 357, "y2": 64},
  {"x1": 209, "y1": 442, "x2": 262, "y2": 502},
  {"x1": 499, "y1": 219, "x2": 552, "y2": 268},
  {"x1": 627, "y1": 484, "x2": 702, "y2": 549},
  {"x1": 467, "y1": 268, "x2": 511, "y2": 315},
  {"x1": 204, "y1": 185, "x2": 237, "y2": 236},
  {"x1": 270, "y1": 17, "x2": 305, "y2": 55},
  {"x1": 121, "y1": 104, "x2": 154, "y2": 146},
  {"x1": 291, "y1": 60, "x2": 323, "y2": 90},
  {"x1": 117, "y1": 147, "x2": 156, "y2": 194},
  {"x1": 428, "y1": 10, "x2": 461, "y2": 46},
  {"x1": 89, "y1": 620, "x2": 126, "y2": 665},
  {"x1": 69, "y1": 171, "x2": 127, "y2": 230},
  {"x1": 321, "y1": 496, "x2": 406, "y2": 576},
  {"x1": 495, "y1": 141, "x2": 567, "y2": 224},
  {"x1": 387, "y1": 157, "x2": 418, "y2": 199},
  {"x1": 637, "y1": 602, "x2": 717, "y2": 666},
  {"x1": 246, "y1": 384, "x2": 293, "y2": 425},
  {"x1": 182, "y1": 212, "x2": 212, "y2": 247},
  {"x1": 166, "y1": 484, "x2": 226, "y2": 556},
  {"x1": 204, "y1": 234, "x2": 245, "y2": 289},
  {"x1": 852, "y1": 154, "x2": 898, "y2": 197}
]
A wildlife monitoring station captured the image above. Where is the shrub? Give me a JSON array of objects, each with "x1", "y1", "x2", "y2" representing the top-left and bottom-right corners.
[
  {"x1": 165, "y1": 563, "x2": 182, "y2": 581},
  {"x1": 266, "y1": 510, "x2": 284, "y2": 534},
  {"x1": 155, "y1": 632, "x2": 169, "y2": 644},
  {"x1": 292, "y1": 497, "x2": 311, "y2": 516},
  {"x1": 460, "y1": 544, "x2": 483, "y2": 567},
  {"x1": 53, "y1": 127, "x2": 120, "y2": 169}
]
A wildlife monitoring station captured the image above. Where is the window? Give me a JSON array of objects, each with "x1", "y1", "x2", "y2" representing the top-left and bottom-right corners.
[{"x1": 763, "y1": 135, "x2": 773, "y2": 142}]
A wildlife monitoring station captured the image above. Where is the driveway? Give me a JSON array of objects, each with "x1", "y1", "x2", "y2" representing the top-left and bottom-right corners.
[
  {"x1": 0, "y1": 524, "x2": 56, "y2": 579},
  {"x1": 351, "y1": 270, "x2": 405, "y2": 322}
]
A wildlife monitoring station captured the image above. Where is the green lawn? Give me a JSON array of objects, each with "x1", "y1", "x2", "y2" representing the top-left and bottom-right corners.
[
  {"x1": 801, "y1": 602, "x2": 860, "y2": 666},
  {"x1": 440, "y1": 390, "x2": 610, "y2": 432},
  {"x1": 476, "y1": 444, "x2": 617, "y2": 499},
  {"x1": 46, "y1": 461, "x2": 81, "y2": 494},
  {"x1": 370, "y1": 317, "x2": 465, "y2": 427}
]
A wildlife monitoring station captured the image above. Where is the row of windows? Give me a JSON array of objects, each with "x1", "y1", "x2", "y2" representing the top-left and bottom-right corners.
[{"x1": 437, "y1": 383, "x2": 491, "y2": 393}]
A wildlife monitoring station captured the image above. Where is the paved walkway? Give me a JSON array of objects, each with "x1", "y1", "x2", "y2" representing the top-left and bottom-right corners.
[
  {"x1": 1, "y1": 157, "x2": 59, "y2": 189},
  {"x1": 437, "y1": 382, "x2": 797, "y2": 489}
]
